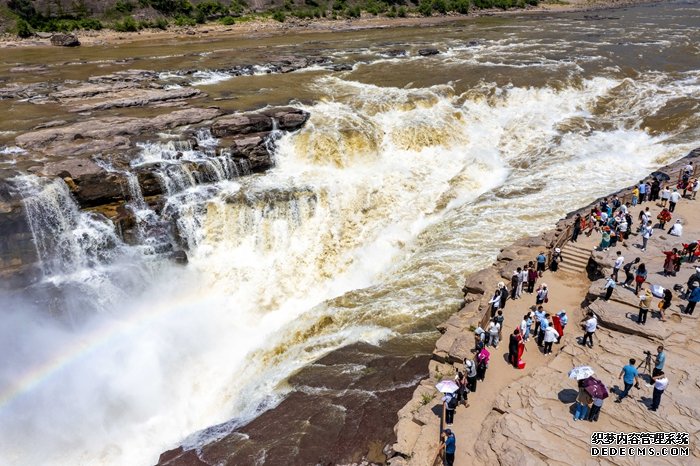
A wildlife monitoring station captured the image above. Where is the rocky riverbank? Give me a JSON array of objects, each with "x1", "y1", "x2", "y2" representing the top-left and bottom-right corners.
[{"x1": 389, "y1": 147, "x2": 700, "y2": 465}]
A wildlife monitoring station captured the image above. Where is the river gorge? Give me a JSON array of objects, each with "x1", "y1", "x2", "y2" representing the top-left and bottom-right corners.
[{"x1": 1, "y1": 2, "x2": 699, "y2": 465}]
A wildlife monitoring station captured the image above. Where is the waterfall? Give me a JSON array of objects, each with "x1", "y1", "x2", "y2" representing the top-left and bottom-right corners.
[{"x1": 15, "y1": 176, "x2": 122, "y2": 277}]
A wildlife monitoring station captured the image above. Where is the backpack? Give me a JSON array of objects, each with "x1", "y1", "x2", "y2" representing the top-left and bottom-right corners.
[
  {"x1": 478, "y1": 347, "x2": 491, "y2": 364},
  {"x1": 447, "y1": 395, "x2": 458, "y2": 409}
]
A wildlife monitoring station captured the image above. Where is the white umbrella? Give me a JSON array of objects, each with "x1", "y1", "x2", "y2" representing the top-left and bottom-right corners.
[
  {"x1": 568, "y1": 366, "x2": 595, "y2": 380},
  {"x1": 435, "y1": 379, "x2": 459, "y2": 393}
]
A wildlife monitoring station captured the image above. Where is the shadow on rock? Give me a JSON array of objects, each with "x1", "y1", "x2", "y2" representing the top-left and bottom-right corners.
[{"x1": 557, "y1": 388, "x2": 578, "y2": 404}]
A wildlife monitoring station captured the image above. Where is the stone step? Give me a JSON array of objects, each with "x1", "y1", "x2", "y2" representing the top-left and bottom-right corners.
[
  {"x1": 560, "y1": 251, "x2": 591, "y2": 263},
  {"x1": 559, "y1": 262, "x2": 589, "y2": 272},
  {"x1": 559, "y1": 252, "x2": 590, "y2": 263},
  {"x1": 561, "y1": 244, "x2": 593, "y2": 255},
  {"x1": 562, "y1": 242, "x2": 592, "y2": 251},
  {"x1": 557, "y1": 262, "x2": 586, "y2": 274}
]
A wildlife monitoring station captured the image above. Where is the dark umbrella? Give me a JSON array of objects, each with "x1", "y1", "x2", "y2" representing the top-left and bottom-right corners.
[
  {"x1": 651, "y1": 171, "x2": 671, "y2": 181},
  {"x1": 583, "y1": 377, "x2": 609, "y2": 400}
]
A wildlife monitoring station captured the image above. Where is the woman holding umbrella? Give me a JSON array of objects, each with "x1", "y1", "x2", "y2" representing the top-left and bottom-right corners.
[
  {"x1": 436, "y1": 380, "x2": 460, "y2": 426},
  {"x1": 574, "y1": 378, "x2": 593, "y2": 421},
  {"x1": 568, "y1": 366, "x2": 595, "y2": 420}
]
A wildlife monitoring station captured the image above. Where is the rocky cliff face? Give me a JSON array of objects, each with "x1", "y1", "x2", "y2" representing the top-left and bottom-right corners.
[{"x1": 0, "y1": 102, "x2": 310, "y2": 289}]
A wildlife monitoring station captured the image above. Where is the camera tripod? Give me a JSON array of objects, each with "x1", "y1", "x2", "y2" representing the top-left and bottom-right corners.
[{"x1": 637, "y1": 352, "x2": 653, "y2": 379}]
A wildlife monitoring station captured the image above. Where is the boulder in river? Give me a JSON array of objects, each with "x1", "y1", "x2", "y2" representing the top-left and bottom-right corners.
[
  {"x1": 418, "y1": 48, "x2": 440, "y2": 56},
  {"x1": 50, "y1": 34, "x2": 80, "y2": 47},
  {"x1": 39, "y1": 159, "x2": 127, "y2": 208},
  {"x1": 212, "y1": 107, "x2": 309, "y2": 137}
]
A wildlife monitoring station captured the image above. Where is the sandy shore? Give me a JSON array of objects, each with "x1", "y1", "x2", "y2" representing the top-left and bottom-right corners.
[
  {"x1": 0, "y1": 0, "x2": 659, "y2": 49},
  {"x1": 390, "y1": 148, "x2": 700, "y2": 465}
]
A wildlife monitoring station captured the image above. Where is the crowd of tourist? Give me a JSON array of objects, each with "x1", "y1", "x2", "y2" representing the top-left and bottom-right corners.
[{"x1": 438, "y1": 164, "x2": 698, "y2": 464}]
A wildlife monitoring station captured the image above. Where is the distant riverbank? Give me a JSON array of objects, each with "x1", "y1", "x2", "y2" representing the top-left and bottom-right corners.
[{"x1": 0, "y1": 0, "x2": 658, "y2": 49}]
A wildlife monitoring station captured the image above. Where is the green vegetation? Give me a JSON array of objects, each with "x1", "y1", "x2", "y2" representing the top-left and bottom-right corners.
[
  {"x1": 174, "y1": 14, "x2": 197, "y2": 26},
  {"x1": 6, "y1": 0, "x2": 104, "y2": 33},
  {"x1": 15, "y1": 17, "x2": 32, "y2": 37},
  {"x1": 420, "y1": 392, "x2": 435, "y2": 405},
  {"x1": 4, "y1": 0, "x2": 539, "y2": 38},
  {"x1": 113, "y1": 15, "x2": 139, "y2": 31}
]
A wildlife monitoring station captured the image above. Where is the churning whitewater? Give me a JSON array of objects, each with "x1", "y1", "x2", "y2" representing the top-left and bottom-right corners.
[{"x1": 1, "y1": 5, "x2": 700, "y2": 465}]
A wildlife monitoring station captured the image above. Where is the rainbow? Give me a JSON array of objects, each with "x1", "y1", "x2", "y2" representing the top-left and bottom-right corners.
[{"x1": 0, "y1": 289, "x2": 209, "y2": 411}]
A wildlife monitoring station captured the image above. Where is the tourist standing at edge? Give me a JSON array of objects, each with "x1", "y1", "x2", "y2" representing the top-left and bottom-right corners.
[
  {"x1": 650, "y1": 372, "x2": 668, "y2": 412},
  {"x1": 527, "y1": 262, "x2": 538, "y2": 293},
  {"x1": 488, "y1": 287, "x2": 501, "y2": 318},
  {"x1": 613, "y1": 251, "x2": 624, "y2": 282},
  {"x1": 635, "y1": 263, "x2": 648, "y2": 294},
  {"x1": 464, "y1": 357, "x2": 478, "y2": 393},
  {"x1": 615, "y1": 359, "x2": 639, "y2": 403},
  {"x1": 536, "y1": 284, "x2": 549, "y2": 305},
  {"x1": 442, "y1": 391, "x2": 457, "y2": 426},
  {"x1": 660, "y1": 185, "x2": 671, "y2": 207},
  {"x1": 580, "y1": 311, "x2": 597, "y2": 348},
  {"x1": 685, "y1": 284, "x2": 700, "y2": 315},
  {"x1": 622, "y1": 257, "x2": 641, "y2": 288},
  {"x1": 543, "y1": 321, "x2": 559, "y2": 355},
  {"x1": 536, "y1": 251, "x2": 546, "y2": 277},
  {"x1": 637, "y1": 288, "x2": 652, "y2": 325},
  {"x1": 669, "y1": 188, "x2": 681, "y2": 212},
  {"x1": 640, "y1": 221, "x2": 653, "y2": 252},
  {"x1": 499, "y1": 281, "x2": 509, "y2": 310},
  {"x1": 638, "y1": 180, "x2": 647, "y2": 203},
  {"x1": 603, "y1": 274, "x2": 616, "y2": 301},
  {"x1": 574, "y1": 379, "x2": 593, "y2": 421},
  {"x1": 440, "y1": 429, "x2": 456, "y2": 466},
  {"x1": 653, "y1": 345, "x2": 666, "y2": 377},
  {"x1": 572, "y1": 213, "x2": 582, "y2": 243}
]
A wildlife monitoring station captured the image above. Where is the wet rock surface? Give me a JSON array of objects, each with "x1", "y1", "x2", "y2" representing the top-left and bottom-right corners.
[
  {"x1": 157, "y1": 341, "x2": 431, "y2": 466},
  {"x1": 1, "y1": 102, "x2": 312, "y2": 289}
]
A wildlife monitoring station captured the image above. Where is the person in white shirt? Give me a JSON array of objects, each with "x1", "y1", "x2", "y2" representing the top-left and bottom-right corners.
[
  {"x1": 669, "y1": 220, "x2": 683, "y2": 237},
  {"x1": 613, "y1": 251, "x2": 624, "y2": 282},
  {"x1": 543, "y1": 323, "x2": 559, "y2": 355},
  {"x1": 641, "y1": 221, "x2": 653, "y2": 252},
  {"x1": 518, "y1": 267, "x2": 528, "y2": 298},
  {"x1": 683, "y1": 162, "x2": 694, "y2": 177},
  {"x1": 692, "y1": 178, "x2": 699, "y2": 200},
  {"x1": 487, "y1": 319, "x2": 501, "y2": 348},
  {"x1": 603, "y1": 274, "x2": 616, "y2": 301},
  {"x1": 639, "y1": 207, "x2": 650, "y2": 229},
  {"x1": 580, "y1": 311, "x2": 597, "y2": 348},
  {"x1": 669, "y1": 189, "x2": 681, "y2": 212},
  {"x1": 660, "y1": 186, "x2": 671, "y2": 207},
  {"x1": 651, "y1": 371, "x2": 668, "y2": 411}
]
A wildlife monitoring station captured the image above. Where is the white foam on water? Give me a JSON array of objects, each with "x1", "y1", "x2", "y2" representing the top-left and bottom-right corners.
[{"x1": 190, "y1": 70, "x2": 233, "y2": 86}]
